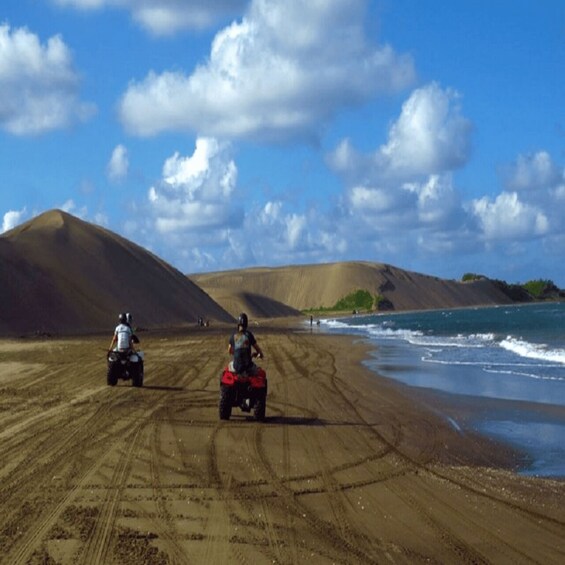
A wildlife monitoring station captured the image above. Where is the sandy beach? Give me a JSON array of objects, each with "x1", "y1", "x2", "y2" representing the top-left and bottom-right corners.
[{"x1": 1, "y1": 325, "x2": 564, "y2": 564}]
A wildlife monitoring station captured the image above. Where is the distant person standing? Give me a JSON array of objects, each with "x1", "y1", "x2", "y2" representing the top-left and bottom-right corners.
[{"x1": 228, "y1": 313, "x2": 264, "y2": 375}]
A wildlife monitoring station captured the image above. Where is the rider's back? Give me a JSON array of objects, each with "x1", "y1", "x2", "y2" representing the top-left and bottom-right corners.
[
  {"x1": 231, "y1": 329, "x2": 255, "y2": 373},
  {"x1": 115, "y1": 323, "x2": 132, "y2": 350}
]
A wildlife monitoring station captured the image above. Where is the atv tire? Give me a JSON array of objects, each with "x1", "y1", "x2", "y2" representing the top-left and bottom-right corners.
[
  {"x1": 132, "y1": 365, "x2": 143, "y2": 387},
  {"x1": 107, "y1": 364, "x2": 118, "y2": 386},
  {"x1": 219, "y1": 385, "x2": 233, "y2": 420},
  {"x1": 253, "y1": 389, "x2": 266, "y2": 421}
]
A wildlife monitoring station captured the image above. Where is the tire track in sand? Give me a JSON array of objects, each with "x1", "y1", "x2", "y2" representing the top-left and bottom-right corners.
[
  {"x1": 301, "y1": 333, "x2": 559, "y2": 564},
  {"x1": 77, "y1": 424, "x2": 146, "y2": 565}
]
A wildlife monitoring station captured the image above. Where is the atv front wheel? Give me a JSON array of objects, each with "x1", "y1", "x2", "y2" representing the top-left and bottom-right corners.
[{"x1": 219, "y1": 385, "x2": 233, "y2": 420}]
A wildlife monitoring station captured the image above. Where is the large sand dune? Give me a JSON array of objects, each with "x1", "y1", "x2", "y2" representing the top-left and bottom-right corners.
[
  {"x1": 0, "y1": 210, "x2": 234, "y2": 335},
  {"x1": 1, "y1": 209, "x2": 517, "y2": 336},
  {"x1": 191, "y1": 261, "x2": 514, "y2": 317}
]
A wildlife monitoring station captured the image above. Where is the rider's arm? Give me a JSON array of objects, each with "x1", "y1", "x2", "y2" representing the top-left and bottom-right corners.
[
  {"x1": 253, "y1": 342, "x2": 264, "y2": 359},
  {"x1": 228, "y1": 343, "x2": 234, "y2": 355},
  {"x1": 109, "y1": 334, "x2": 117, "y2": 350}
]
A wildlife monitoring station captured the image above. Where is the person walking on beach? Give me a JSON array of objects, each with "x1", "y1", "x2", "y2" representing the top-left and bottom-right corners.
[{"x1": 228, "y1": 313, "x2": 264, "y2": 375}]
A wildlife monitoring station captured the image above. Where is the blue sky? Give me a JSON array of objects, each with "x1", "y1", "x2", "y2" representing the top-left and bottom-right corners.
[{"x1": 1, "y1": 1, "x2": 564, "y2": 285}]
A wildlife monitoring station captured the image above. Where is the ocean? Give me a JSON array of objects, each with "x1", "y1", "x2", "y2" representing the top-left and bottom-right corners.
[{"x1": 319, "y1": 302, "x2": 565, "y2": 478}]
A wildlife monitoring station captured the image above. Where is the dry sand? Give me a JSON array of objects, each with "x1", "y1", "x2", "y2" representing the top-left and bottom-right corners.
[{"x1": 0, "y1": 326, "x2": 564, "y2": 564}]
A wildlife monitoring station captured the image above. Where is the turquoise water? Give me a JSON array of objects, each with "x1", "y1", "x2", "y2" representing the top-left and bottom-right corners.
[{"x1": 320, "y1": 302, "x2": 565, "y2": 478}]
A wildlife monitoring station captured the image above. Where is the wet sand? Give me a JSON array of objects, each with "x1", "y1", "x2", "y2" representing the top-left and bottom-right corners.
[{"x1": 0, "y1": 326, "x2": 564, "y2": 564}]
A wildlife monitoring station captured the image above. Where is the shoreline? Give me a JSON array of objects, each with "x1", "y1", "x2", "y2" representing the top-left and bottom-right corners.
[{"x1": 306, "y1": 308, "x2": 565, "y2": 480}]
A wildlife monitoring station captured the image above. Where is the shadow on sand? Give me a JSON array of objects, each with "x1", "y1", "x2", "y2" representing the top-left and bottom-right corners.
[{"x1": 140, "y1": 385, "x2": 185, "y2": 392}]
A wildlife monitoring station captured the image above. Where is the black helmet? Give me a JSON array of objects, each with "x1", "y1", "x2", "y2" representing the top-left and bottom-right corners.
[
  {"x1": 126, "y1": 312, "x2": 132, "y2": 325},
  {"x1": 238, "y1": 312, "x2": 248, "y2": 330},
  {"x1": 118, "y1": 312, "x2": 127, "y2": 324}
]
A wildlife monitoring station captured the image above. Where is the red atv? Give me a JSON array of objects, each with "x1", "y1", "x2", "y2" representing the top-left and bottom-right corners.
[{"x1": 219, "y1": 357, "x2": 267, "y2": 421}]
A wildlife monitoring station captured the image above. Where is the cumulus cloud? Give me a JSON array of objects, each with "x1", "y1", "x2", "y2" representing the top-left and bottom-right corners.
[
  {"x1": 471, "y1": 192, "x2": 549, "y2": 241},
  {"x1": 381, "y1": 83, "x2": 472, "y2": 176},
  {"x1": 322, "y1": 82, "x2": 560, "y2": 266},
  {"x1": 107, "y1": 144, "x2": 129, "y2": 182},
  {"x1": 241, "y1": 200, "x2": 347, "y2": 265},
  {"x1": 147, "y1": 137, "x2": 240, "y2": 235},
  {"x1": 256, "y1": 201, "x2": 307, "y2": 250},
  {"x1": 0, "y1": 24, "x2": 95, "y2": 135},
  {"x1": 51, "y1": 0, "x2": 245, "y2": 35},
  {"x1": 1, "y1": 208, "x2": 27, "y2": 233},
  {"x1": 329, "y1": 82, "x2": 472, "y2": 182},
  {"x1": 504, "y1": 151, "x2": 562, "y2": 193},
  {"x1": 327, "y1": 82, "x2": 472, "y2": 247},
  {"x1": 118, "y1": 0, "x2": 415, "y2": 140}
]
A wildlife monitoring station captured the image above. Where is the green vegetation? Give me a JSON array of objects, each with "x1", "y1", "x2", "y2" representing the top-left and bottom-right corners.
[
  {"x1": 334, "y1": 289, "x2": 374, "y2": 311},
  {"x1": 304, "y1": 289, "x2": 388, "y2": 314},
  {"x1": 461, "y1": 273, "x2": 485, "y2": 282},
  {"x1": 522, "y1": 279, "x2": 558, "y2": 298},
  {"x1": 462, "y1": 273, "x2": 562, "y2": 302}
]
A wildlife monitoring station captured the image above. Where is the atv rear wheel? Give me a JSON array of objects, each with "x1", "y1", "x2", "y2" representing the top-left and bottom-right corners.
[
  {"x1": 131, "y1": 363, "x2": 143, "y2": 387},
  {"x1": 219, "y1": 385, "x2": 233, "y2": 420},
  {"x1": 107, "y1": 364, "x2": 118, "y2": 386},
  {"x1": 132, "y1": 365, "x2": 143, "y2": 387},
  {"x1": 253, "y1": 390, "x2": 266, "y2": 421}
]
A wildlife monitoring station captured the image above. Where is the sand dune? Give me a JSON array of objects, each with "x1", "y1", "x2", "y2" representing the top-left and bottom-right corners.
[
  {"x1": 191, "y1": 261, "x2": 514, "y2": 316},
  {"x1": 1, "y1": 209, "x2": 517, "y2": 336},
  {"x1": 0, "y1": 210, "x2": 234, "y2": 336}
]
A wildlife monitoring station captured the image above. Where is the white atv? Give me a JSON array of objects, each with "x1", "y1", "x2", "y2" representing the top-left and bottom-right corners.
[{"x1": 107, "y1": 348, "x2": 144, "y2": 387}]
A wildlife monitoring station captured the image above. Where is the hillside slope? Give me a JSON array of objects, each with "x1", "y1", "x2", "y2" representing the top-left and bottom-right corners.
[
  {"x1": 191, "y1": 261, "x2": 514, "y2": 316},
  {"x1": 0, "y1": 210, "x2": 234, "y2": 335}
]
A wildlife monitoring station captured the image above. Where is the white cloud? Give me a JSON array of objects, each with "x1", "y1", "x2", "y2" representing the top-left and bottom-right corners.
[
  {"x1": 328, "y1": 83, "x2": 471, "y2": 247},
  {"x1": 118, "y1": 0, "x2": 415, "y2": 140},
  {"x1": 285, "y1": 213, "x2": 307, "y2": 249},
  {"x1": 60, "y1": 199, "x2": 88, "y2": 218},
  {"x1": 148, "y1": 137, "x2": 239, "y2": 234},
  {"x1": 0, "y1": 24, "x2": 95, "y2": 135},
  {"x1": 51, "y1": 0, "x2": 245, "y2": 35},
  {"x1": 504, "y1": 151, "x2": 562, "y2": 192},
  {"x1": 107, "y1": 144, "x2": 129, "y2": 182},
  {"x1": 471, "y1": 192, "x2": 549, "y2": 241},
  {"x1": 381, "y1": 83, "x2": 472, "y2": 176},
  {"x1": 348, "y1": 184, "x2": 414, "y2": 215},
  {"x1": 93, "y1": 212, "x2": 109, "y2": 226},
  {"x1": 329, "y1": 82, "x2": 472, "y2": 182},
  {"x1": 411, "y1": 174, "x2": 462, "y2": 227},
  {"x1": 1, "y1": 208, "x2": 27, "y2": 233},
  {"x1": 244, "y1": 200, "x2": 346, "y2": 263}
]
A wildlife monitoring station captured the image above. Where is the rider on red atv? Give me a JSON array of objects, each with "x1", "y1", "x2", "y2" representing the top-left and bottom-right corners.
[
  {"x1": 228, "y1": 313, "x2": 264, "y2": 374},
  {"x1": 220, "y1": 313, "x2": 267, "y2": 421}
]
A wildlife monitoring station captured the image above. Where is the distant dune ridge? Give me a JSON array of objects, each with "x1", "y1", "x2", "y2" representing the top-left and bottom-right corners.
[
  {"x1": 1, "y1": 209, "x2": 517, "y2": 336},
  {"x1": 191, "y1": 262, "x2": 514, "y2": 318},
  {"x1": 0, "y1": 209, "x2": 234, "y2": 335}
]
